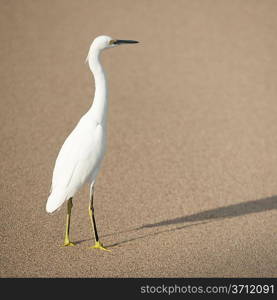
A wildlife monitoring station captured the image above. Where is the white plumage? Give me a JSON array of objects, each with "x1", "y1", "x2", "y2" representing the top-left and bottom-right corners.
[
  {"x1": 46, "y1": 36, "x2": 109, "y2": 214},
  {"x1": 46, "y1": 35, "x2": 138, "y2": 249},
  {"x1": 46, "y1": 113, "x2": 106, "y2": 213}
]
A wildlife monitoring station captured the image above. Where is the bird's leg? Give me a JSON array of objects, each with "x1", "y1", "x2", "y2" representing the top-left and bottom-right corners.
[
  {"x1": 89, "y1": 185, "x2": 110, "y2": 251},
  {"x1": 63, "y1": 198, "x2": 75, "y2": 246}
]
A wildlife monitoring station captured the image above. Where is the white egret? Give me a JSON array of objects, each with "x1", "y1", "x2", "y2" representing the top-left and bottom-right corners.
[{"x1": 46, "y1": 35, "x2": 139, "y2": 251}]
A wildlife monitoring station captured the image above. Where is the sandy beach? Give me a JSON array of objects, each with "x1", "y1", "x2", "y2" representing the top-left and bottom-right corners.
[{"x1": 0, "y1": 0, "x2": 276, "y2": 277}]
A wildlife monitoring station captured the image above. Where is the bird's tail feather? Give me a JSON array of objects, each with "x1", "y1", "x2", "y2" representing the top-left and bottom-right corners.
[{"x1": 46, "y1": 188, "x2": 68, "y2": 214}]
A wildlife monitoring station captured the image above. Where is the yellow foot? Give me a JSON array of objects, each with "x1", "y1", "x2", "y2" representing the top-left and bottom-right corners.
[
  {"x1": 62, "y1": 241, "x2": 76, "y2": 247},
  {"x1": 90, "y1": 241, "x2": 111, "y2": 252}
]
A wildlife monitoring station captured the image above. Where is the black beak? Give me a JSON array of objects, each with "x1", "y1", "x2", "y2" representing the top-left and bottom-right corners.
[{"x1": 114, "y1": 40, "x2": 139, "y2": 45}]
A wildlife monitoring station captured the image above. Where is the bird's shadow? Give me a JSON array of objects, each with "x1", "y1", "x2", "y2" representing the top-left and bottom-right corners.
[
  {"x1": 106, "y1": 221, "x2": 210, "y2": 248},
  {"x1": 103, "y1": 195, "x2": 277, "y2": 248},
  {"x1": 74, "y1": 238, "x2": 91, "y2": 245}
]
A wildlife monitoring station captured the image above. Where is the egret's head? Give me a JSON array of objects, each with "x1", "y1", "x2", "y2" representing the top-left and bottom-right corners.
[
  {"x1": 86, "y1": 35, "x2": 139, "y2": 67},
  {"x1": 92, "y1": 35, "x2": 139, "y2": 51}
]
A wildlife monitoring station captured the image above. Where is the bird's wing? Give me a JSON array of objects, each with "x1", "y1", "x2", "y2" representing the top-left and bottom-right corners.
[
  {"x1": 50, "y1": 121, "x2": 103, "y2": 194},
  {"x1": 51, "y1": 128, "x2": 83, "y2": 190}
]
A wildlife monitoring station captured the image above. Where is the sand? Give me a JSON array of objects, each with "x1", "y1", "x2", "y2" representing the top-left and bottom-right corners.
[{"x1": 0, "y1": 0, "x2": 276, "y2": 277}]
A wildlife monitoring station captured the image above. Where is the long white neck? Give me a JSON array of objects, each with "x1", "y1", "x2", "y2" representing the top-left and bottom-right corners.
[{"x1": 87, "y1": 46, "x2": 108, "y2": 125}]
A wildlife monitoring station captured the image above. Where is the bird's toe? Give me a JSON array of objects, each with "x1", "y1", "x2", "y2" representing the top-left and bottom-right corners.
[
  {"x1": 90, "y1": 241, "x2": 111, "y2": 252},
  {"x1": 62, "y1": 241, "x2": 76, "y2": 247}
]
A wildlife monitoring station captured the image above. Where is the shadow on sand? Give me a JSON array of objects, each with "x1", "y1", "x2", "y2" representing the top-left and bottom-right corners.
[
  {"x1": 139, "y1": 196, "x2": 277, "y2": 229},
  {"x1": 105, "y1": 195, "x2": 277, "y2": 248}
]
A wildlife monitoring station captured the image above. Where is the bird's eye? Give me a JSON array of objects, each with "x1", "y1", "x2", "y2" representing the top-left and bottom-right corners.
[{"x1": 109, "y1": 39, "x2": 116, "y2": 45}]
